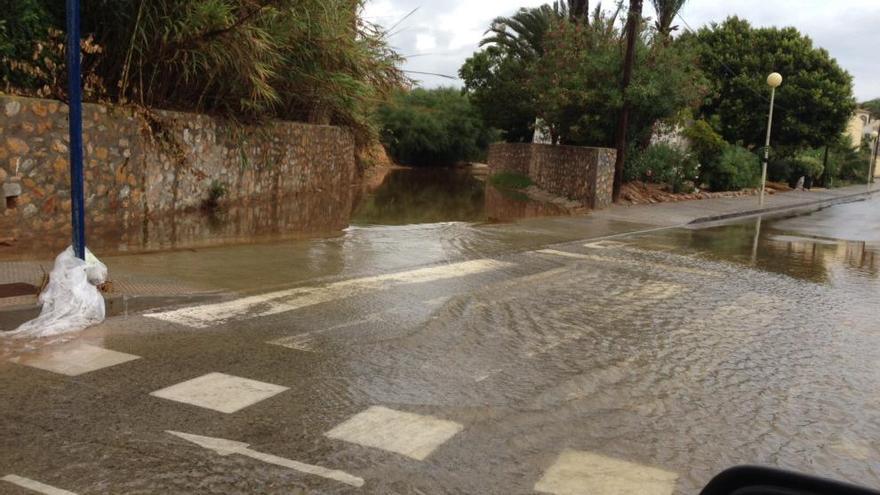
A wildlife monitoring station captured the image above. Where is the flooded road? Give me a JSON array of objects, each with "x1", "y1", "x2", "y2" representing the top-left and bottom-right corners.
[{"x1": 2, "y1": 194, "x2": 880, "y2": 493}]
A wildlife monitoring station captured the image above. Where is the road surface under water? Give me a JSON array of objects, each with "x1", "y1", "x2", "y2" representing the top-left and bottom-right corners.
[{"x1": 1, "y1": 197, "x2": 879, "y2": 494}]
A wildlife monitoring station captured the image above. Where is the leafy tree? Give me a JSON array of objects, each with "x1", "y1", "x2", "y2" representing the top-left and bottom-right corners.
[
  {"x1": 684, "y1": 17, "x2": 856, "y2": 151},
  {"x1": 377, "y1": 87, "x2": 497, "y2": 166},
  {"x1": 460, "y1": 3, "x2": 566, "y2": 143},
  {"x1": 459, "y1": 47, "x2": 536, "y2": 142},
  {"x1": 862, "y1": 98, "x2": 880, "y2": 118},
  {"x1": 461, "y1": 2, "x2": 610, "y2": 144},
  {"x1": 527, "y1": 16, "x2": 707, "y2": 147}
]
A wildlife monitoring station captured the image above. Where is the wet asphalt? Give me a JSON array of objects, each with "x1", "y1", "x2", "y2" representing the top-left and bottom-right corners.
[{"x1": 2, "y1": 198, "x2": 880, "y2": 494}]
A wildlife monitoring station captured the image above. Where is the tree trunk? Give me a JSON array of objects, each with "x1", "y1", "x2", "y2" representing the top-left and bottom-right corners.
[{"x1": 612, "y1": 0, "x2": 642, "y2": 203}]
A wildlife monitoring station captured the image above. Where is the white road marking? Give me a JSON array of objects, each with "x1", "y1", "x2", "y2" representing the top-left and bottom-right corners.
[
  {"x1": 325, "y1": 406, "x2": 463, "y2": 461},
  {"x1": 1, "y1": 475, "x2": 78, "y2": 495},
  {"x1": 166, "y1": 431, "x2": 363, "y2": 487},
  {"x1": 534, "y1": 449, "x2": 678, "y2": 495},
  {"x1": 534, "y1": 249, "x2": 719, "y2": 277},
  {"x1": 147, "y1": 259, "x2": 511, "y2": 328},
  {"x1": 270, "y1": 313, "x2": 384, "y2": 352},
  {"x1": 150, "y1": 372, "x2": 288, "y2": 414},
  {"x1": 583, "y1": 240, "x2": 627, "y2": 249},
  {"x1": 270, "y1": 295, "x2": 452, "y2": 352},
  {"x1": 535, "y1": 249, "x2": 602, "y2": 261},
  {"x1": 8, "y1": 344, "x2": 140, "y2": 376}
]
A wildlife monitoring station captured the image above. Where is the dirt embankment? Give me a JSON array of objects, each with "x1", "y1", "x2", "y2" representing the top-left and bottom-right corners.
[{"x1": 620, "y1": 181, "x2": 794, "y2": 205}]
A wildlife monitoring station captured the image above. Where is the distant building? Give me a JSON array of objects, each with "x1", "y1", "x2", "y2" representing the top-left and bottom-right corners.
[
  {"x1": 844, "y1": 109, "x2": 879, "y2": 178},
  {"x1": 532, "y1": 118, "x2": 552, "y2": 144},
  {"x1": 846, "y1": 109, "x2": 878, "y2": 149}
]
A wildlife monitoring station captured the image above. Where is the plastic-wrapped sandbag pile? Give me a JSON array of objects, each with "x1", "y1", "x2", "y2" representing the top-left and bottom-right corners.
[{"x1": 10, "y1": 246, "x2": 108, "y2": 338}]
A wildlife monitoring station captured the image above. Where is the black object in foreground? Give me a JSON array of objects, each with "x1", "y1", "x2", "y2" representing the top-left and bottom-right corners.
[{"x1": 701, "y1": 466, "x2": 880, "y2": 495}]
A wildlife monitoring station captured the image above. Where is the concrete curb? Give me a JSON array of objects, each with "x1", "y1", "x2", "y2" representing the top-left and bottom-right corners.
[{"x1": 688, "y1": 188, "x2": 878, "y2": 225}]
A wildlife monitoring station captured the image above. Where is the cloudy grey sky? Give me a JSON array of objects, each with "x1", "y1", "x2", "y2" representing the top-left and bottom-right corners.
[{"x1": 363, "y1": 0, "x2": 880, "y2": 101}]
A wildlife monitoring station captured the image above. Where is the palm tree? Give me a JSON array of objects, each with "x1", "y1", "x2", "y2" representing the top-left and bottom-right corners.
[
  {"x1": 612, "y1": 0, "x2": 643, "y2": 202},
  {"x1": 650, "y1": 0, "x2": 686, "y2": 38},
  {"x1": 479, "y1": 1, "x2": 597, "y2": 61},
  {"x1": 480, "y1": 5, "x2": 560, "y2": 61}
]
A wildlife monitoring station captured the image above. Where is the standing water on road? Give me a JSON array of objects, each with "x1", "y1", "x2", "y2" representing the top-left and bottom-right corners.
[{"x1": 2, "y1": 194, "x2": 880, "y2": 493}]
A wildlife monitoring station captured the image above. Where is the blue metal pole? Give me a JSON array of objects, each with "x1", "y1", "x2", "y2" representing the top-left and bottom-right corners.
[{"x1": 66, "y1": 0, "x2": 86, "y2": 259}]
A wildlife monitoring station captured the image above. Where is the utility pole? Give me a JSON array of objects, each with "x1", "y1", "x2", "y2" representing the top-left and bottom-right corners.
[
  {"x1": 871, "y1": 130, "x2": 880, "y2": 187},
  {"x1": 66, "y1": 0, "x2": 86, "y2": 259},
  {"x1": 612, "y1": 0, "x2": 642, "y2": 203}
]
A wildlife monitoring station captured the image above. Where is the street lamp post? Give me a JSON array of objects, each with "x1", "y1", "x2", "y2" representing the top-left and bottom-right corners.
[
  {"x1": 869, "y1": 131, "x2": 879, "y2": 191},
  {"x1": 759, "y1": 72, "x2": 783, "y2": 207}
]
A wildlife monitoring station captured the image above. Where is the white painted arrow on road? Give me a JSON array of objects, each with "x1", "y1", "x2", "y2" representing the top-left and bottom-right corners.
[{"x1": 166, "y1": 430, "x2": 364, "y2": 488}]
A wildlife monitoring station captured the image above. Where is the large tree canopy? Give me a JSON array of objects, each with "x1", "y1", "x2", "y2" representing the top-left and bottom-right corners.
[
  {"x1": 459, "y1": 4, "x2": 566, "y2": 143},
  {"x1": 459, "y1": 47, "x2": 537, "y2": 143},
  {"x1": 462, "y1": 2, "x2": 704, "y2": 148},
  {"x1": 527, "y1": 12, "x2": 706, "y2": 147},
  {"x1": 684, "y1": 17, "x2": 855, "y2": 150}
]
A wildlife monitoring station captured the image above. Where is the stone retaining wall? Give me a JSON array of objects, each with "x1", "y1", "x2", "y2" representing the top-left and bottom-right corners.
[
  {"x1": 0, "y1": 95, "x2": 356, "y2": 242},
  {"x1": 487, "y1": 142, "x2": 615, "y2": 209}
]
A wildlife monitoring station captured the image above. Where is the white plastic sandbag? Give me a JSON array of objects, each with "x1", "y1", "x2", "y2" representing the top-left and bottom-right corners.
[{"x1": 10, "y1": 246, "x2": 107, "y2": 338}]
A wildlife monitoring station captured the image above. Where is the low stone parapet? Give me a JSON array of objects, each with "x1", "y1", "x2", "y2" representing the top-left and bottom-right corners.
[{"x1": 487, "y1": 142, "x2": 615, "y2": 209}]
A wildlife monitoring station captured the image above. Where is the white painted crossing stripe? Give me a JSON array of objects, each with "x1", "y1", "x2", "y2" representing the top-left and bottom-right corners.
[
  {"x1": 535, "y1": 249, "x2": 601, "y2": 261},
  {"x1": 325, "y1": 406, "x2": 463, "y2": 461},
  {"x1": 147, "y1": 259, "x2": 512, "y2": 328},
  {"x1": 270, "y1": 296, "x2": 450, "y2": 352},
  {"x1": 583, "y1": 240, "x2": 627, "y2": 249},
  {"x1": 534, "y1": 249, "x2": 720, "y2": 277},
  {"x1": 166, "y1": 431, "x2": 363, "y2": 487},
  {"x1": 2, "y1": 475, "x2": 78, "y2": 495}
]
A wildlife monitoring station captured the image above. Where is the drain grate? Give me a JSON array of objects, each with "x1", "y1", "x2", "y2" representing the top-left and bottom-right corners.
[{"x1": 0, "y1": 283, "x2": 38, "y2": 299}]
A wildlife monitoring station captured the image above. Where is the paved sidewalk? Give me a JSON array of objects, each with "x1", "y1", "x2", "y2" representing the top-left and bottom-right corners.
[{"x1": 592, "y1": 183, "x2": 880, "y2": 227}]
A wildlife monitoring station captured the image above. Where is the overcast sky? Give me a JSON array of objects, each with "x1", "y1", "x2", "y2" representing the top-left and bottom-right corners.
[{"x1": 363, "y1": 0, "x2": 880, "y2": 101}]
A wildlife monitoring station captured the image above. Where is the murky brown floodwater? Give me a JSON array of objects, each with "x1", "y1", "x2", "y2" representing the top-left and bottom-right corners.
[
  {"x1": 2, "y1": 189, "x2": 879, "y2": 493},
  {"x1": 0, "y1": 167, "x2": 567, "y2": 262}
]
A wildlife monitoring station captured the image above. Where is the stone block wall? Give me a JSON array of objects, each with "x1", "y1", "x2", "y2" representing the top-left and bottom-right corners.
[
  {"x1": 0, "y1": 95, "x2": 356, "y2": 243},
  {"x1": 486, "y1": 142, "x2": 530, "y2": 176},
  {"x1": 487, "y1": 142, "x2": 616, "y2": 209}
]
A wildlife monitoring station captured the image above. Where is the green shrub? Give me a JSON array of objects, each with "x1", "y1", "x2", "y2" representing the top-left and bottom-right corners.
[
  {"x1": 705, "y1": 145, "x2": 761, "y2": 191},
  {"x1": 625, "y1": 143, "x2": 698, "y2": 193},
  {"x1": 682, "y1": 119, "x2": 727, "y2": 166},
  {"x1": 489, "y1": 171, "x2": 533, "y2": 189},
  {"x1": 817, "y1": 138, "x2": 872, "y2": 185},
  {"x1": 788, "y1": 148, "x2": 825, "y2": 186}
]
